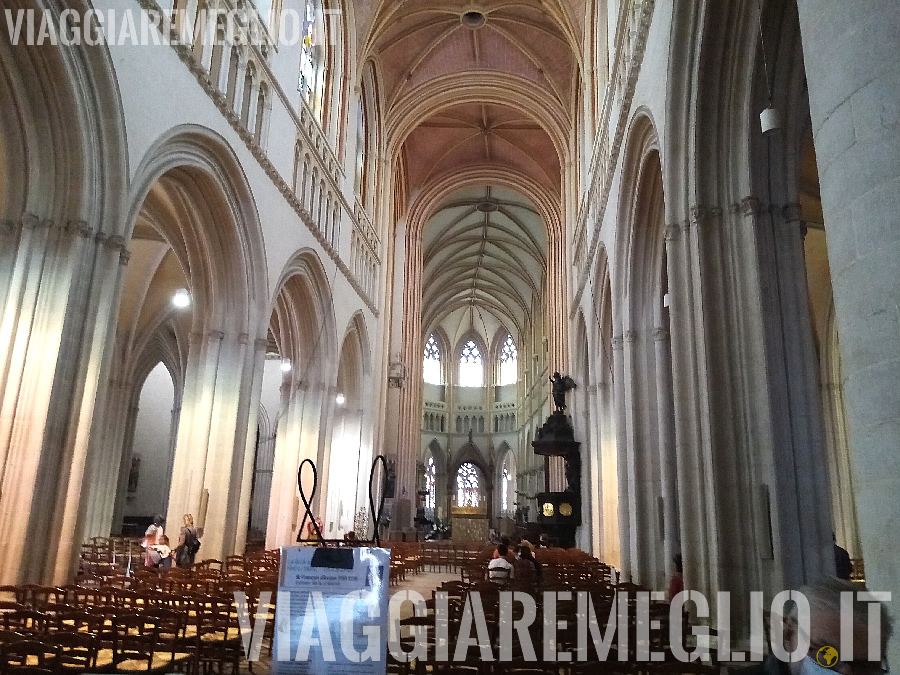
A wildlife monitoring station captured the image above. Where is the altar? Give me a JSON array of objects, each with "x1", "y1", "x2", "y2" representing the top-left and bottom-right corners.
[{"x1": 451, "y1": 505, "x2": 489, "y2": 543}]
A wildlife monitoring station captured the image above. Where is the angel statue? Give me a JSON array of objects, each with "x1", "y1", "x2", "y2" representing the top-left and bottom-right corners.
[{"x1": 549, "y1": 372, "x2": 577, "y2": 411}]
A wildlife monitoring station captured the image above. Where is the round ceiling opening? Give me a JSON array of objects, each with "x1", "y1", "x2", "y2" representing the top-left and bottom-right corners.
[{"x1": 461, "y1": 11, "x2": 486, "y2": 29}]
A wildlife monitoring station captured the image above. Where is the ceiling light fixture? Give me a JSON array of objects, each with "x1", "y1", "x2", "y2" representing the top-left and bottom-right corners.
[
  {"x1": 172, "y1": 289, "x2": 191, "y2": 308},
  {"x1": 335, "y1": 393, "x2": 346, "y2": 406},
  {"x1": 281, "y1": 360, "x2": 292, "y2": 373},
  {"x1": 756, "y1": 1, "x2": 781, "y2": 133}
]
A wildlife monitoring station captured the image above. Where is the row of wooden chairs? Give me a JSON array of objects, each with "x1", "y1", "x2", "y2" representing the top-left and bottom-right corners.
[{"x1": 0, "y1": 591, "x2": 256, "y2": 674}]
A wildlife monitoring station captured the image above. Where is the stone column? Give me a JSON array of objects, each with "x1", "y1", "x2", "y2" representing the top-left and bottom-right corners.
[
  {"x1": 584, "y1": 383, "x2": 601, "y2": 556},
  {"x1": 666, "y1": 217, "x2": 717, "y2": 608},
  {"x1": 0, "y1": 216, "x2": 127, "y2": 584},
  {"x1": 796, "y1": 2, "x2": 900, "y2": 664},
  {"x1": 233, "y1": 337, "x2": 267, "y2": 556},
  {"x1": 265, "y1": 378, "x2": 301, "y2": 550},
  {"x1": 654, "y1": 326, "x2": 679, "y2": 581},
  {"x1": 611, "y1": 334, "x2": 631, "y2": 579}
]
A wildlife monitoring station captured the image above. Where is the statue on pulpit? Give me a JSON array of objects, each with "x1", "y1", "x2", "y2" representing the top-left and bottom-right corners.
[{"x1": 549, "y1": 372, "x2": 577, "y2": 412}]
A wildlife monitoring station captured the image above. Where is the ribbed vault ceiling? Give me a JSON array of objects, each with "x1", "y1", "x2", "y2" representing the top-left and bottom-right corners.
[
  {"x1": 364, "y1": 0, "x2": 579, "y2": 197},
  {"x1": 422, "y1": 185, "x2": 547, "y2": 337},
  {"x1": 364, "y1": 0, "x2": 580, "y2": 110},
  {"x1": 402, "y1": 102, "x2": 561, "y2": 196}
]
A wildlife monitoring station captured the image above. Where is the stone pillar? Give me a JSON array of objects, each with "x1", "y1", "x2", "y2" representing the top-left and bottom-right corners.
[
  {"x1": 654, "y1": 326, "x2": 679, "y2": 580},
  {"x1": 233, "y1": 337, "x2": 267, "y2": 556},
  {"x1": 796, "y1": 3, "x2": 900, "y2": 664},
  {"x1": 0, "y1": 216, "x2": 127, "y2": 584},
  {"x1": 611, "y1": 334, "x2": 631, "y2": 580},
  {"x1": 584, "y1": 383, "x2": 600, "y2": 556},
  {"x1": 266, "y1": 381, "x2": 325, "y2": 548},
  {"x1": 665, "y1": 217, "x2": 718, "y2": 608}
]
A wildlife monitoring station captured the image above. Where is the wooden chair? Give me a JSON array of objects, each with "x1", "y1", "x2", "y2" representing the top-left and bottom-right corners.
[
  {"x1": 53, "y1": 611, "x2": 104, "y2": 635},
  {"x1": 0, "y1": 611, "x2": 50, "y2": 636},
  {"x1": 0, "y1": 640, "x2": 59, "y2": 671},
  {"x1": 50, "y1": 632, "x2": 99, "y2": 672},
  {"x1": 194, "y1": 595, "x2": 242, "y2": 675},
  {"x1": 110, "y1": 613, "x2": 165, "y2": 673},
  {"x1": 0, "y1": 630, "x2": 26, "y2": 646}
]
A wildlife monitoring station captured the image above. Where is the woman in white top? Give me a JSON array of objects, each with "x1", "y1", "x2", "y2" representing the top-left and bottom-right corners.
[{"x1": 143, "y1": 514, "x2": 165, "y2": 565}]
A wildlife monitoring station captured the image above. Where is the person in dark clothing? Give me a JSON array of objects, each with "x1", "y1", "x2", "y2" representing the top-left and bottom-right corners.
[
  {"x1": 515, "y1": 545, "x2": 542, "y2": 584},
  {"x1": 833, "y1": 532, "x2": 852, "y2": 580}
]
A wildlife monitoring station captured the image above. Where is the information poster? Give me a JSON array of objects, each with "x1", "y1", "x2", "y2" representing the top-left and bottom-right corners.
[{"x1": 272, "y1": 547, "x2": 390, "y2": 675}]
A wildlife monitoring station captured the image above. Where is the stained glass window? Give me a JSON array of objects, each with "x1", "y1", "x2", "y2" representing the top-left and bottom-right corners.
[
  {"x1": 425, "y1": 456, "x2": 436, "y2": 511},
  {"x1": 456, "y1": 462, "x2": 480, "y2": 508},
  {"x1": 499, "y1": 334, "x2": 518, "y2": 385},
  {"x1": 298, "y1": 2, "x2": 320, "y2": 112},
  {"x1": 423, "y1": 334, "x2": 442, "y2": 384},
  {"x1": 458, "y1": 340, "x2": 484, "y2": 387},
  {"x1": 501, "y1": 464, "x2": 511, "y2": 512}
]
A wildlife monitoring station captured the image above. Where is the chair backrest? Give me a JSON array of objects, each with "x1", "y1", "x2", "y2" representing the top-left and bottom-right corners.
[
  {"x1": 0, "y1": 630, "x2": 26, "y2": 646},
  {"x1": 0, "y1": 639, "x2": 58, "y2": 667},
  {"x1": 51, "y1": 631, "x2": 98, "y2": 670},
  {"x1": 0, "y1": 611, "x2": 49, "y2": 635},
  {"x1": 111, "y1": 614, "x2": 159, "y2": 668}
]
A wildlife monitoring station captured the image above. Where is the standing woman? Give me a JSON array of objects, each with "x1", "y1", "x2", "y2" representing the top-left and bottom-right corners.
[{"x1": 175, "y1": 514, "x2": 200, "y2": 567}]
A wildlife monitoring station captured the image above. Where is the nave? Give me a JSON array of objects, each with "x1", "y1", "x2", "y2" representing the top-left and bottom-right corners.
[{"x1": 0, "y1": 0, "x2": 898, "y2": 669}]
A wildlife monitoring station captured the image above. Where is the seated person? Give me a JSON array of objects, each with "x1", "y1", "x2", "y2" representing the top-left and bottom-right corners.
[
  {"x1": 146, "y1": 535, "x2": 173, "y2": 569},
  {"x1": 515, "y1": 545, "x2": 542, "y2": 583},
  {"x1": 488, "y1": 544, "x2": 515, "y2": 583},
  {"x1": 493, "y1": 537, "x2": 517, "y2": 564}
]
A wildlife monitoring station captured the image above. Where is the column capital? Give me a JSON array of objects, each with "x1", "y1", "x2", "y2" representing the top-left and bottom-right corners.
[
  {"x1": 653, "y1": 327, "x2": 671, "y2": 342},
  {"x1": 207, "y1": 330, "x2": 225, "y2": 341},
  {"x1": 22, "y1": 213, "x2": 42, "y2": 229},
  {"x1": 612, "y1": 335, "x2": 624, "y2": 350},
  {"x1": 238, "y1": 332, "x2": 250, "y2": 346},
  {"x1": 689, "y1": 205, "x2": 706, "y2": 226},
  {"x1": 690, "y1": 205, "x2": 722, "y2": 228},
  {"x1": 665, "y1": 223, "x2": 681, "y2": 241},
  {"x1": 66, "y1": 220, "x2": 93, "y2": 238},
  {"x1": 741, "y1": 196, "x2": 762, "y2": 217},
  {"x1": 624, "y1": 330, "x2": 638, "y2": 344},
  {"x1": 782, "y1": 203, "x2": 803, "y2": 223},
  {"x1": 103, "y1": 233, "x2": 126, "y2": 250},
  {"x1": 255, "y1": 338, "x2": 269, "y2": 351}
]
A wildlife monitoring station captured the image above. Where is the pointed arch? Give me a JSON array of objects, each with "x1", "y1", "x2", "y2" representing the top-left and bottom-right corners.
[{"x1": 126, "y1": 125, "x2": 270, "y2": 333}]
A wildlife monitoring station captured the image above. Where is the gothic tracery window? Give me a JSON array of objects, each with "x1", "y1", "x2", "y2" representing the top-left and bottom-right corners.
[
  {"x1": 501, "y1": 463, "x2": 511, "y2": 513},
  {"x1": 499, "y1": 334, "x2": 518, "y2": 385},
  {"x1": 298, "y1": 1, "x2": 323, "y2": 116},
  {"x1": 425, "y1": 456, "x2": 436, "y2": 513},
  {"x1": 423, "y1": 334, "x2": 442, "y2": 384},
  {"x1": 456, "y1": 462, "x2": 481, "y2": 508},
  {"x1": 458, "y1": 340, "x2": 484, "y2": 387}
]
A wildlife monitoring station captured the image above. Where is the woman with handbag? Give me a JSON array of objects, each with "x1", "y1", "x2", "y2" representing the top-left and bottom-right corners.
[{"x1": 175, "y1": 513, "x2": 201, "y2": 567}]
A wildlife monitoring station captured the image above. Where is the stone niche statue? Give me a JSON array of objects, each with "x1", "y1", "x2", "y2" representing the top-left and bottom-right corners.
[{"x1": 549, "y1": 372, "x2": 577, "y2": 412}]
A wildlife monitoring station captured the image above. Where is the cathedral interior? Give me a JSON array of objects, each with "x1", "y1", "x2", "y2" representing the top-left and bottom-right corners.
[{"x1": 1, "y1": 0, "x2": 898, "y2": 665}]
